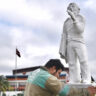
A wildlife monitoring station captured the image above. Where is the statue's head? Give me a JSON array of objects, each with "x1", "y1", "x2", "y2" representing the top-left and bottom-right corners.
[{"x1": 67, "y1": 2, "x2": 80, "y2": 15}]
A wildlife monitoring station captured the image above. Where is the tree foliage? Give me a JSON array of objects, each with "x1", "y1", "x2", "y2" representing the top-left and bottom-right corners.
[{"x1": 0, "y1": 75, "x2": 9, "y2": 92}]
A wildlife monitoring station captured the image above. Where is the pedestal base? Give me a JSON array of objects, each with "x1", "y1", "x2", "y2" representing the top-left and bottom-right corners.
[{"x1": 66, "y1": 82, "x2": 96, "y2": 88}]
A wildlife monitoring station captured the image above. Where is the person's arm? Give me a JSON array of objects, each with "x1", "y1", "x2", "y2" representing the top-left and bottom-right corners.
[{"x1": 45, "y1": 76, "x2": 70, "y2": 96}]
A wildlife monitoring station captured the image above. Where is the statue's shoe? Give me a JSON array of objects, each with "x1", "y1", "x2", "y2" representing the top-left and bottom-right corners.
[{"x1": 82, "y1": 80, "x2": 91, "y2": 84}]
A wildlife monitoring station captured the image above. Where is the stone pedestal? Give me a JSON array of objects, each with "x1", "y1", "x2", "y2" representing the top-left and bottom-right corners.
[
  {"x1": 66, "y1": 83, "x2": 94, "y2": 88},
  {"x1": 65, "y1": 83, "x2": 96, "y2": 96}
]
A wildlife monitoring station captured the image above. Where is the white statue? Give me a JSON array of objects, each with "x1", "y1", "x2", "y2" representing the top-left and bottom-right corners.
[{"x1": 59, "y1": 2, "x2": 91, "y2": 84}]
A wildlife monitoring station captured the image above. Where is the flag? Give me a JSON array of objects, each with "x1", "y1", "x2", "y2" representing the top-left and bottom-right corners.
[{"x1": 16, "y1": 48, "x2": 21, "y2": 57}]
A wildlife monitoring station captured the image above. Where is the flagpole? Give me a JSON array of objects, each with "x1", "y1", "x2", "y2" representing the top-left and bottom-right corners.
[
  {"x1": 15, "y1": 47, "x2": 21, "y2": 96},
  {"x1": 15, "y1": 48, "x2": 17, "y2": 96}
]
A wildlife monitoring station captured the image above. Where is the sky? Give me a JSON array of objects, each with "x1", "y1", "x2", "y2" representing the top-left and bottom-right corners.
[{"x1": 0, "y1": 0, "x2": 96, "y2": 80}]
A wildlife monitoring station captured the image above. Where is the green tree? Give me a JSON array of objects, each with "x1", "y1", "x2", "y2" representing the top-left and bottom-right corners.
[{"x1": 0, "y1": 75, "x2": 9, "y2": 95}]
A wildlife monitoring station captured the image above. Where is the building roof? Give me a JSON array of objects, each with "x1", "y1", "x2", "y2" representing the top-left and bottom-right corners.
[
  {"x1": 13, "y1": 66, "x2": 69, "y2": 75},
  {"x1": 6, "y1": 75, "x2": 28, "y2": 78},
  {"x1": 13, "y1": 66, "x2": 41, "y2": 75}
]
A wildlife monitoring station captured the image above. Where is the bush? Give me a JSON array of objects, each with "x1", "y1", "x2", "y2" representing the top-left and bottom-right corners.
[
  {"x1": 17, "y1": 93, "x2": 24, "y2": 96},
  {"x1": 2, "y1": 93, "x2": 6, "y2": 96}
]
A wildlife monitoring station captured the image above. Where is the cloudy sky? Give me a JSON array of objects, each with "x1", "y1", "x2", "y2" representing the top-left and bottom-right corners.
[{"x1": 0, "y1": 0, "x2": 96, "y2": 80}]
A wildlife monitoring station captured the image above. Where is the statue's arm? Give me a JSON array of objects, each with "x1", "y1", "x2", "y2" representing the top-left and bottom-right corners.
[
  {"x1": 67, "y1": 10, "x2": 85, "y2": 33},
  {"x1": 73, "y1": 15, "x2": 85, "y2": 33}
]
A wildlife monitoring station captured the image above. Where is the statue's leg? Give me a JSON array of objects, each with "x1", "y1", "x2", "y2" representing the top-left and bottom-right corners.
[
  {"x1": 67, "y1": 42, "x2": 81, "y2": 83},
  {"x1": 80, "y1": 61, "x2": 91, "y2": 83},
  {"x1": 75, "y1": 43, "x2": 91, "y2": 83}
]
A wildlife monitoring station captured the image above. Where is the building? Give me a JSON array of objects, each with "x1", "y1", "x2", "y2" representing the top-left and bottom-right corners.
[{"x1": 6, "y1": 66, "x2": 69, "y2": 92}]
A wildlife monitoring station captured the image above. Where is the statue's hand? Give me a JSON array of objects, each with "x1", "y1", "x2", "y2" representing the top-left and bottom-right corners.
[{"x1": 67, "y1": 10, "x2": 76, "y2": 21}]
